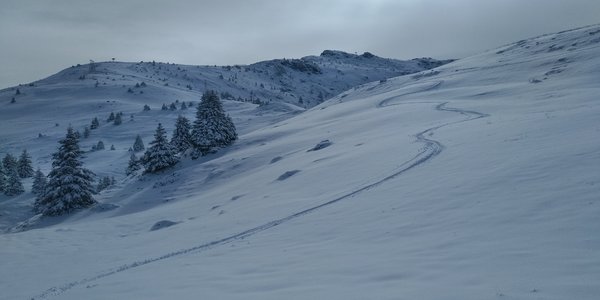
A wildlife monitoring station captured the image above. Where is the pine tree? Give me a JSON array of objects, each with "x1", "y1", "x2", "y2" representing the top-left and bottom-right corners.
[
  {"x1": 180, "y1": 102, "x2": 187, "y2": 110},
  {"x1": 143, "y1": 104, "x2": 151, "y2": 111},
  {"x1": 169, "y1": 103, "x2": 177, "y2": 111},
  {"x1": 31, "y1": 168, "x2": 47, "y2": 195},
  {"x1": 17, "y1": 149, "x2": 34, "y2": 178},
  {"x1": 190, "y1": 90, "x2": 237, "y2": 158},
  {"x1": 171, "y1": 115, "x2": 192, "y2": 153},
  {"x1": 96, "y1": 176, "x2": 112, "y2": 192},
  {"x1": 161, "y1": 104, "x2": 168, "y2": 110},
  {"x1": 107, "y1": 112, "x2": 115, "y2": 122},
  {"x1": 3, "y1": 153, "x2": 24, "y2": 196},
  {"x1": 133, "y1": 135, "x2": 145, "y2": 152},
  {"x1": 96, "y1": 140, "x2": 105, "y2": 150},
  {"x1": 113, "y1": 112, "x2": 122, "y2": 125},
  {"x1": 4, "y1": 170, "x2": 24, "y2": 196},
  {"x1": 3, "y1": 153, "x2": 18, "y2": 173},
  {"x1": 142, "y1": 123, "x2": 179, "y2": 173},
  {"x1": 34, "y1": 127, "x2": 96, "y2": 216},
  {"x1": 0, "y1": 163, "x2": 6, "y2": 192},
  {"x1": 91, "y1": 117, "x2": 100, "y2": 129},
  {"x1": 83, "y1": 126, "x2": 90, "y2": 138},
  {"x1": 126, "y1": 153, "x2": 141, "y2": 175}
]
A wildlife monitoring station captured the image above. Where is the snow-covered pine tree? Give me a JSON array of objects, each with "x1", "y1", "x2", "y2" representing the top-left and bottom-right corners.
[
  {"x1": 96, "y1": 140, "x2": 105, "y2": 150},
  {"x1": 143, "y1": 104, "x2": 151, "y2": 111},
  {"x1": 3, "y1": 153, "x2": 18, "y2": 174},
  {"x1": 0, "y1": 163, "x2": 6, "y2": 192},
  {"x1": 169, "y1": 103, "x2": 177, "y2": 111},
  {"x1": 190, "y1": 90, "x2": 237, "y2": 158},
  {"x1": 91, "y1": 117, "x2": 100, "y2": 129},
  {"x1": 161, "y1": 104, "x2": 168, "y2": 110},
  {"x1": 133, "y1": 135, "x2": 145, "y2": 152},
  {"x1": 31, "y1": 168, "x2": 47, "y2": 195},
  {"x1": 83, "y1": 126, "x2": 90, "y2": 138},
  {"x1": 17, "y1": 149, "x2": 34, "y2": 178},
  {"x1": 96, "y1": 176, "x2": 112, "y2": 192},
  {"x1": 142, "y1": 123, "x2": 179, "y2": 173},
  {"x1": 180, "y1": 102, "x2": 187, "y2": 110},
  {"x1": 171, "y1": 115, "x2": 192, "y2": 153},
  {"x1": 107, "y1": 112, "x2": 115, "y2": 122},
  {"x1": 4, "y1": 170, "x2": 24, "y2": 196},
  {"x1": 113, "y1": 112, "x2": 122, "y2": 125},
  {"x1": 34, "y1": 127, "x2": 96, "y2": 216},
  {"x1": 126, "y1": 153, "x2": 141, "y2": 175}
]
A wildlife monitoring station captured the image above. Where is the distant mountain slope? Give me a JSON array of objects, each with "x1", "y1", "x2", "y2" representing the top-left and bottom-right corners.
[{"x1": 3, "y1": 50, "x2": 449, "y2": 108}]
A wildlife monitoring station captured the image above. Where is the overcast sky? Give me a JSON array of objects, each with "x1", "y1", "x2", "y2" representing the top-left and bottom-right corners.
[{"x1": 1, "y1": 0, "x2": 599, "y2": 88}]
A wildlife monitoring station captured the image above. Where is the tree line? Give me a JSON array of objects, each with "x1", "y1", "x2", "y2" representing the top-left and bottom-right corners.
[{"x1": 30, "y1": 90, "x2": 237, "y2": 216}]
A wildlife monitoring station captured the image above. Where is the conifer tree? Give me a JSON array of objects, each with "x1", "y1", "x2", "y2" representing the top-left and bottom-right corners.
[
  {"x1": 17, "y1": 149, "x2": 34, "y2": 178},
  {"x1": 169, "y1": 103, "x2": 177, "y2": 110},
  {"x1": 143, "y1": 104, "x2": 151, "y2": 111},
  {"x1": 91, "y1": 117, "x2": 100, "y2": 129},
  {"x1": 4, "y1": 170, "x2": 24, "y2": 196},
  {"x1": 171, "y1": 115, "x2": 192, "y2": 153},
  {"x1": 126, "y1": 153, "x2": 141, "y2": 175},
  {"x1": 190, "y1": 90, "x2": 237, "y2": 158},
  {"x1": 34, "y1": 127, "x2": 96, "y2": 216},
  {"x1": 32, "y1": 168, "x2": 47, "y2": 196},
  {"x1": 113, "y1": 112, "x2": 122, "y2": 125},
  {"x1": 133, "y1": 135, "x2": 145, "y2": 152},
  {"x1": 107, "y1": 112, "x2": 115, "y2": 122},
  {"x1": 0, "y1": 164, "x2": 6, "y2": 192},
  {"x1": 3, "y1": 152, "x2": 23, "y2": 195},
  {"x1": 96, "y1": 140, "x2": 105, "y2": 150},
  {"x1": 83, "y1": 126, "x2": 91, "y2": 138},
  {"x1": 142, "y1": 123, "x2": 179, "y2": 173},
  {"x1": 180, "y1": 102, "x2": 187, "y2": 110},
  {"x1": 96, "y1": 176, "x2": 112, "y2": 192},
  {"x1": 3, "y1": 153, "x2": 18, "y2": 174}
]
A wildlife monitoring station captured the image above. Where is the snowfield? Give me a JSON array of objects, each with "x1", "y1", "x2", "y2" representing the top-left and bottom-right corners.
[{"x1": 1, "y1": 25, "x2": 600, "y2": 299}]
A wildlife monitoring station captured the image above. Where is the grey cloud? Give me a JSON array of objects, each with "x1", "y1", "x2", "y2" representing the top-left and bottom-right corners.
[{"x1": 1, "y1": 0, "x2": 599, "y2": 88}]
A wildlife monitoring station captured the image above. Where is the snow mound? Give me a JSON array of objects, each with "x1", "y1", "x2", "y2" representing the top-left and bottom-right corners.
[{"x1": 150, "y1": 220, "x2": 178, "y2": 231}]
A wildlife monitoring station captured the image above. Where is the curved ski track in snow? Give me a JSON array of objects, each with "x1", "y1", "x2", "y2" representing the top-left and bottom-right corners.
[
  {"x1": 32, "y1": 88, "x2": 488, "y2": 299},
  {"x1": 376, "y1": 80, "x2": 443, "y2": 108}
]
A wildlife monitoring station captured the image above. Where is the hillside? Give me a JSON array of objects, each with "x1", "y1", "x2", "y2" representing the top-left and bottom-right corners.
[
  {"x1": 1, "y1": 24, "x2": 600, "y2": 300},
  {"x1": 1, "y1": 50, "x2": 448, "y2": 109},
  {"x1": 0, "y1": 51, "x2": 448, "y2": 228}
]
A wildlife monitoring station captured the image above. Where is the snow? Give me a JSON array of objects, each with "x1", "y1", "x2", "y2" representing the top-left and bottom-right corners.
[{"x1": 1, "y1": 25, "x2": 600, "y2": 299}]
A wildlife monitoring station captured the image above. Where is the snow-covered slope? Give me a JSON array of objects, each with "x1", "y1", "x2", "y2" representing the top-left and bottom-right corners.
[
  {"x1": 1, "y1": 50, "x2": 448, "y2": 110},
  {"x1": 0, "y1": 51, "x2": 447, "y2": 228},
  {"x1": 2, "y1": 25, "x2": 600, "y2": 299}
]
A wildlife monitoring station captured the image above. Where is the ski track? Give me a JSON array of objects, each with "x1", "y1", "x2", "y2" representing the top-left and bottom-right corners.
[
  {"x1": 32, "y1": 89, "x2": 488, "y2": 299},
  {"x1": 376, "y1": 80, "x2": 443, "y2": 108}
]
